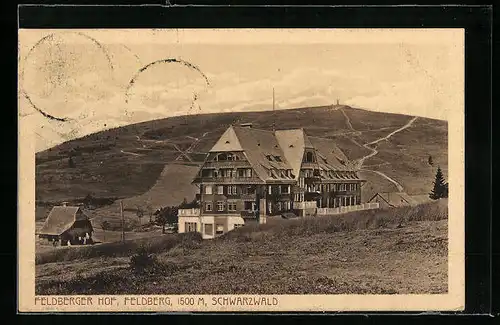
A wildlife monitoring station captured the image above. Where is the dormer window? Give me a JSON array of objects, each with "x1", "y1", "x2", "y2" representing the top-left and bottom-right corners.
[
  {"x1": 274, "y1": 156, "x2": 282, "y2": 162},
  {"x1": 266, "y1": 155, "x2": 273, "y2": 161},
  {"x1": 304, "y1": 151, "x2": 315, "y2": 163},
  {"x1": 215, "y1": 152, "x2": 240, "y2": 161}
]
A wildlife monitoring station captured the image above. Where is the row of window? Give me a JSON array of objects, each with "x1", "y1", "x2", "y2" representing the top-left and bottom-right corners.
[
  {"x1": 300, "y1": 169, "x2": 357, "y2": 179},
  {"x1": 265, "y1": 154, "x2": 282, "y2": 162},
  {"x1": 274, "y1": 201, "x2": 292, "y2": 212},
  {"x1": 268, "y1": 184, "x2": 291, "y2": 195},
  {"x1": 203, "y1": 183, "x2": 358, "y2": 196},
  {"x1": 185, "y1": 222, "x2": 245, "y2": 236},
  {"x1": 204, "y1": 185, "x2": 252, "y2": 195},
  {"x1": 268, "y1": 168, "x2": 294, "y2": 179},
  {"x1": 201, "y1": 168, "x2": 253, "y2": 178},
  {"x1": 205, "y1": 201, "x2": 238, "y2": 212},
  {"x1": 213, "y1": 153, "x2": 241, "y2": 161},
  {"x1": 299, "y1": 181, "x2": 360, "y2": 192}
]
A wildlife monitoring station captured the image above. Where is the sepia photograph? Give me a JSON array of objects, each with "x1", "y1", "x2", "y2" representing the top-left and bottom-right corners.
[{"x1": 18, "y1": 28, "x2": 465, "y2": 312}]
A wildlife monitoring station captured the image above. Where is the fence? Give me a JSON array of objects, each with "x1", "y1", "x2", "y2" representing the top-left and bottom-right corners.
[
  {"x1": 316, "y1": 202, "x2": 379, "y2": 215},
  {"x1": 294, "y1": 201, "x2": 318, "y2": 209}
]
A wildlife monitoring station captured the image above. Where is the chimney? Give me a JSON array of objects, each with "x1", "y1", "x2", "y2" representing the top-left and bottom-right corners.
[
  {"x1": 61, "y1": 201, "x2": 69, "y2": 207},
  {"x1": 240, "y1": 123, "x2": 253, "y2": 128}
]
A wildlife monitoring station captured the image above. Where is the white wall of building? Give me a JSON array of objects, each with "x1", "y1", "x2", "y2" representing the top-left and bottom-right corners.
[{"x1": 178, "y1": 214, "x2": 248, "y2": 239}]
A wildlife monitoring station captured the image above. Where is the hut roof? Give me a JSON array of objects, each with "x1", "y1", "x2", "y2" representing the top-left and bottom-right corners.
[
  {"x1": 368, "y1": 192, "x2": 418, "y2": 207},
  {"x1": 37, "y1": 206, "x2": 90, "y2": 236}
]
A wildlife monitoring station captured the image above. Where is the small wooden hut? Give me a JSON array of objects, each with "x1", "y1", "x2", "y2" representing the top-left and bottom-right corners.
[
  {"x1": 37, "y1": 205, "x2": 94, "y2": 246},
  {"x1": 367, "y1": 192, "x2": 418, "y2": 208}
]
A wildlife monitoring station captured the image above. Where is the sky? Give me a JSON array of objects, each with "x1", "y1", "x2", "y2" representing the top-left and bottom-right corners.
[{"x1": 18, "y1": 29, "x2": 464, "y2": 152}]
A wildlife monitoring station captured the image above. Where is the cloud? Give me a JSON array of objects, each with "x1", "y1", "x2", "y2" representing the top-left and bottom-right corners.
[{"x1": 20, "y1": 35, "x2": 460, "y2": 152}]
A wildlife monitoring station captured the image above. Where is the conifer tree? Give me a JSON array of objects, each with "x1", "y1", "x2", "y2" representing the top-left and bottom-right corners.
[{"x1": 429, "y1": 166, "x2": 448, "y2": 199}]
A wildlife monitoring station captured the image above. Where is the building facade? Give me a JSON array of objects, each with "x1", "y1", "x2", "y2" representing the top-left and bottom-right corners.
[{"x1": 179, "y1": 124, "x2": 366, "y2": 239}]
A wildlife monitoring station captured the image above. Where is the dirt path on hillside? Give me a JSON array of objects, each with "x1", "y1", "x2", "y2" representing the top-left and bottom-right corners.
[
  {"x1": 366, "y1": 116, "x2": 418, "y2": 146},
  {"x1": 120, "y1": 149, "x2": 143, "y2": 157},
  {"x1": 346, "y1": 115, "x2": 419, "y2": 193},
  {"x1": 360, "y1": 169, "x2": 404, "y2": 192},
  {"x1": 174, "y1": 131, "x2": 211, "y2": 162}
]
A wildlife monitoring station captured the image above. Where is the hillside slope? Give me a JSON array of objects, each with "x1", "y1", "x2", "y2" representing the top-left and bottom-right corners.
[
  {"x1": 90, "y1": 164, "x2": 200, "y2": 228},
  {"x1": 35, "y1": 105, "x2": 447, "y2": 219},
  {"x1": 36, "y1": 199, "x2": 448, "y2": 295}
]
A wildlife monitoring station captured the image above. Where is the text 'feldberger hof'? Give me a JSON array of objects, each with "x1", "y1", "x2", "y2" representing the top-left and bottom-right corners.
[{"x1": 212, "y1": 296, "x2": 279, "y2": 306}]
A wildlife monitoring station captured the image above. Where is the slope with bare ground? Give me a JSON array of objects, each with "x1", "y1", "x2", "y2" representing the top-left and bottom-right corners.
[{"x1": 89, "y1": 164, "x2": 200, "y2": 228}]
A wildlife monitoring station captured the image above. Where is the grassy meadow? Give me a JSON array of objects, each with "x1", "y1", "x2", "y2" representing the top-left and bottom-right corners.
[{"x1": 36, "y1": 199, "x2": 448, "y2": 295}]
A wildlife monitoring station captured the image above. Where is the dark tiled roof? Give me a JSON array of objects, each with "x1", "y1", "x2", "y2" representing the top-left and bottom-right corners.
[
  {"x1": 232, "y1": 126, "x2": 293, "y2": 181},
  {"x1": 206, "y1": 126, "x2": 359, "y2": 183}
]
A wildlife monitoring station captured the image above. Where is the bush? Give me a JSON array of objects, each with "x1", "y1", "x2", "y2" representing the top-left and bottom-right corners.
[{"x1": 129, "y1": 246, "x2": 161, "y2": 275}]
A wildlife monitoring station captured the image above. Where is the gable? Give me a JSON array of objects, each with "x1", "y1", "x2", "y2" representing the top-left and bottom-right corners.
[
  {"x1": 275, "y1": 129, "x2": 306, "y2": 181},
  {"x1": 209, "y1": 126, "x2": 243, "y2": 152}
]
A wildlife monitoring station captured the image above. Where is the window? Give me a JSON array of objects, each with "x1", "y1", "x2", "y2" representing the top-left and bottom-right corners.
[
  {"x1": 274, "y1": 156, "x2": 282, "y2": 162},
  {"x1": 205, "y1": 202, "x2": 213, "y2": 211},
  {"x1": 217, "y1": 186, "x2": 224, "y2": 195},
  {"x1": 281, "y1": 185, "x2": 290, "y2": 194},
  {"x1": 277, "y1": 202, "x2": 282, "y2": 211},
  {"x1": 205, "y1": 186, "x2": 213, "y2": 195},
  {"x1": 201, "y1": 169, "x2": 213, "y2": 177},
  {"x1": 305, "y1": 152, "x2": 314, "y2": 163},
  {"x1": 204, "y1": 224, "x2": 213, "y2": 236},
  {"x1": 215, "y1": 224, "x2": 224, "y2": 235},
  {"x1": 234, "y1": 224, "x2": 244, "y2": 229},
  {"x1": 185, "y1": 222, "x2": 197, "y2": 232},
  {"x1": 239, "y1": 169, "x2": 252, "y2": 178},
  {"x1": 214, "y1": 170, "x2": 219, "y2": 177},
  {"x1": 244, "y1": 201, "x2": 253, "y2": 210},
  {"x1": 268, "y1": 185, "x2": 272, "y2": 195},
  {"x1": 228, "y1": 203, "x2": 237, "y2": 211},
  {"x1": 228, "y1": 186, "x2": 237, "y2": 195},
  {"x1": 217, "y1": 201, "x2": 225, "y2": 211}
]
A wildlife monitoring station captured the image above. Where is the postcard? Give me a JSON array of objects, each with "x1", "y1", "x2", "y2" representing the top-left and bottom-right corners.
[{"x1": 18, "y1": 28, "x2": 464, "y2": 312}]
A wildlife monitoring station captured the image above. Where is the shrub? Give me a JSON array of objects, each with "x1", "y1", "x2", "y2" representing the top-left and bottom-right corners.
[{"x1": 129, "y1": 246, "x2": 161, "y2": 275}]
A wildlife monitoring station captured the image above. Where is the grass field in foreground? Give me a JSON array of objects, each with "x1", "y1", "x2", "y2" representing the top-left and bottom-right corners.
[{"x1": 36, "y1": 199, "x2": 448, "y2": 295}]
